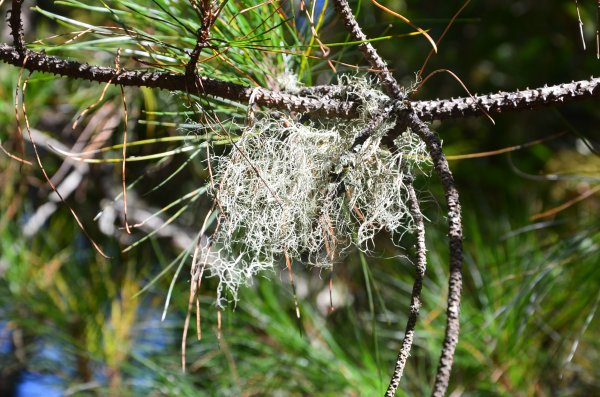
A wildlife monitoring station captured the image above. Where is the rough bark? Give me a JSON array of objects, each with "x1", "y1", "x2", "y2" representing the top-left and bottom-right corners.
[
  {"x1": 0, "y1": 44, "x2": 358, "y2": 118},
  {"x1": 2, "y1": 44, "x2": 599, "y2": 121},
  {"x1": 384, "y1": 176, "x2": 427, "y2": 397},
  {"x1": 404, "y1": 111, "x2": 463, "y2": 397},
  {"x1": 332, "y1": 0, "x2": 404, "y2": 99}
]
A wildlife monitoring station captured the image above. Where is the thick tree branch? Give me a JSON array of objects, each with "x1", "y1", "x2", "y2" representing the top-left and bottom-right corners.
[
  {"x1": 0, "y1": 44, "x2": 358, "y2": 118},
  {"x1": 412, "y1": 78, "x2": 600, "y2": 121},
  {"x1": 2, "y1": 45, "x2": 598, "y2": 122}
]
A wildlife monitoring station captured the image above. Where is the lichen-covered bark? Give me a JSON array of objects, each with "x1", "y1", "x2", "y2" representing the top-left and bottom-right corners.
[
  {"x1": 2, "y1": 44, "x2": 598, "y2": 121},
  {"x1": 405, "y1": 112, "x2": 463, "y2": 397},
  {"x1": 412, "y1": 79, "x2": 600, "y2": 121},
  {"x1": 384, "y1": 175, "x2": 427, "y2": 397},
  {"x1": 0, "y1": 44, "x2": 358, "y2": 117}
]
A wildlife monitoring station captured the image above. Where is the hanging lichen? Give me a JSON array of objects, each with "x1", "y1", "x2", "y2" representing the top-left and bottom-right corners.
[{"x1": 204, "y1": 76, "x2": 430, "y2": 307}]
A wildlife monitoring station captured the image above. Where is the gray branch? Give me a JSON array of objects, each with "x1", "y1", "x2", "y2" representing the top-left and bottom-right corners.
[
  {"x1": 332, "y1": 0, "x2": 404, "y2": 99},
  {"x1": 405, "y1": 111, "x2": 463, "y2": 397},
  {"x1": 384, "y1": 175, "x2": 427, "y2": 397},
  {"x1": 0, "y1": 44, "x2": 358, "y2": 118},
  {"x1": 412, "y1": 78, "x2": 600, "y2": 121},
  {"x1": 2, "y1": 44, "x2": 599, "y2": 122}
]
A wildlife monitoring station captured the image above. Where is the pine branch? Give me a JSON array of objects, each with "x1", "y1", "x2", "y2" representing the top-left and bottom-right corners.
[
  {"x1": 404, "y1": 111, "x2": 463, "y2": 397},
  {"x1": 332, "y1": 0, "x2": 404, "y2": 99},
  {"x1": 185, "y1": 0, "x2": 217, "y2": 80},
  {"x1": 413, "y1": 79, "x2": 600, "y2": 121},
  {"x1": 8, "y1": 0, "x2": 25, "y2": 54},
  {"x1": 2, "y1": 44, "x2": 598, "y2": 122},
  {"x1": 384, "y1": 174, "x2": 427, "y2": 397},
  {"x1": 328, "y1": 2, "x2": 461, "y2": 396},
  {"x1": 0, "y1": 44, "x2": 357, "y2": 117},
  {"x1": 6, "y1": 3, "x2": 590, "y2": 396}
]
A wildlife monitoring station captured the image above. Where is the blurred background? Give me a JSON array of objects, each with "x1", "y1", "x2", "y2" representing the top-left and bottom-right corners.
[{"x1": 0, "y1": 1, "x2": 599, "y2": 396}]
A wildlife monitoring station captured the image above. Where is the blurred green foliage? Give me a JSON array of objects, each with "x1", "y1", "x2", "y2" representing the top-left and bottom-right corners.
[{"x1": 1, "y1": 1, "x2": 599, "y2": 396}]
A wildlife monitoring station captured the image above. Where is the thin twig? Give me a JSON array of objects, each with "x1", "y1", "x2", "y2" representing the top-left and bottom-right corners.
[
  {"x1": 418, "y1": 0, "x2": 471, "y2": 77},
  {"x1": 370, "y1": 0, "x2": 437, "y2": 54},
  {"x1": 182, "y1": 236, "x2": 202, "y2": 372},
  {"x1": 332, "y1": 0, "x2": 404, "y2": 99},
  {"x1": 19, "y1": 57, "x2": 110, "y2": 259},
  {"x1": 596, "y1": 0, "x2": 600, "y2": 59},
  {"x1": 115, "y1": 49, "x2": 132, "y2": 234},
  {"x1": 384, "y1": 174, "x2": 427, "y2": 397},
  {"x1": 416, "y1": 68, "x2": 495, "y2": 125},
  {"x1": 575, "y1": 0, "x2": 586, "y2": 50},
  {"x1": 284, "y1": 251, "x2": 301, "y2": 320},
  {"x1": 185, "y1": 0, "x2": 217, "y2": 80}
]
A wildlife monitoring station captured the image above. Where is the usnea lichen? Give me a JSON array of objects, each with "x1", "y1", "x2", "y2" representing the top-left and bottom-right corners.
[{"x1": 204, "y1": 77, "x2": 430, "y2": 307}]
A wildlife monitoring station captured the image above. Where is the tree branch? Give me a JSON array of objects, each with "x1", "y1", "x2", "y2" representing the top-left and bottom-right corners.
[
  {"x1": 412, "y1": 78, "x2": 600, "y2": 121},
  {"x1": 332, "y1": 0, "x2": 404, "y2": 99},
  {"x1": 0, "y1": 44, "x2": 600, "y2": 121},
  {"x1": 329, "y1": 2, "x2": 462, "y2": 395},
  {"x1": 185, "y1": 0, "x2": 217, "y2": 80},
  {"x1": 404, "y1": 111, "x2": 463, "y2": 397},
  {"x1": 384, "y1": 174, "x2": 427, "y2": 397},
  {"x1": 0, "y1": 44, "x2": 358, "y2": 118},
  {"x1": 8, "y1": 0, "x2": 25, "y2": 54},
  {"x1": 2, "y1": 44, "x2": 598, "y2": 122}
]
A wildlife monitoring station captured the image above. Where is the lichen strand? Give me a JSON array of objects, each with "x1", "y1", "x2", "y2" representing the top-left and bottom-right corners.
[
  {"x1": 206, "y1": 77, "x2": 429, "y2": 307},
  {"x1": 347, "y1": 131, "x2": 429, "y2": 246}
]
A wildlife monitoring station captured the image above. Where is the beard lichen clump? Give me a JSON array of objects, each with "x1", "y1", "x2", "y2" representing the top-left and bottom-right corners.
[{"x1": 206, "y1": 77, "x2": 430, "y2": 307}]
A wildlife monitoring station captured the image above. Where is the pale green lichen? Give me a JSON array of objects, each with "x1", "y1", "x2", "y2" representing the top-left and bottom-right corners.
[{"x1": 204, "y1": 76, "x2": 430, "y2": 307}]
